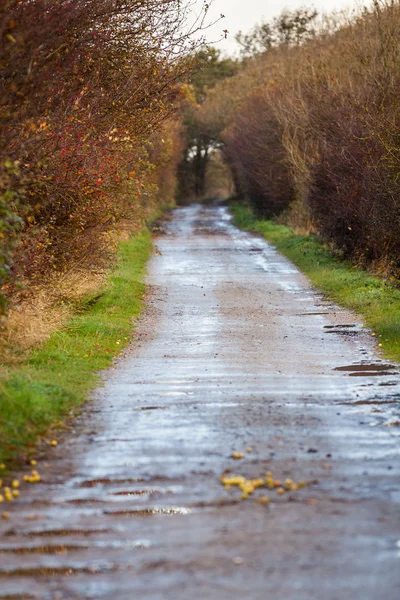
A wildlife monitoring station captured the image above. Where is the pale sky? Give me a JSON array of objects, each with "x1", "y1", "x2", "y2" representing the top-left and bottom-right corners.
[{"x1": 194, "y1": 0, "x2": 364, "y2": 55}]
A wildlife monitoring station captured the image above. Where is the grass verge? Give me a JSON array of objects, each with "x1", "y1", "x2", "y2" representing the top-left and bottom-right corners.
[
  {"x1": 0, "y1": 228, "x2": 153, "y2": 465},
  {"x1": 230, "y1": 201, "x2": 400, "y2": 363}
]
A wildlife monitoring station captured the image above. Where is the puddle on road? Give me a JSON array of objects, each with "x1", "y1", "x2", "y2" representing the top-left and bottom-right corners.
[
  {"x1": 191, "y1": 499, "x2": 240, "y2": 509},
  {"x1": 348, "y1": 371, "x2": 394, "y2": 377},
  {"x1": 0, "y1": 540, "x2": 153, "y2": 555},
  {"x1": 334, "y1": 363, "x2": 397, "y2": 377},
  {"x1": 324, "y1": 324, "x2": 357, "y2": 329},
  {"x1": 153, "y1": 380, "x2": 196, "y2": 385},
  {"x1": 15, "y1": 529, "x2": 113, "y2": 538},
  {"x1": 156, "y1": 392, "x2": 189, "y2": 397},
  {"x1": 295, "y1": 312, "x2": 331, "y2": 316},
  {"x1": 112, "y1": 490, "x2": 156, "y2": 497},
  {"x1": 134, "y1": 406, "x2": 170, "y2": 411},
  {"x1": 104, "y1": 507, "x2": 192, "y2": 517},
  {"x1": 335, "y1": 363, "x2": 396, "y2": 372},
  {"x1": 341, "y1": 399, "x2": 399, "y2": 406},
  {"x1": 66, "y1": 499, "x2": 106, "y2": 506},
  {"x1": 0, "y1": 545, "x2": 85, "y2": 554},
  {"x1": 134, "y1": 380, "x2": 195, "y2": 385},
  {"x1": 0, "y1": 565, "x2": 117, "y2": 577},
  {"x1": 80, "y1": 478, "x2": 145, "y2": 488},
  {"x1": 326, "y1": 330, "x2": 359, "y2": 337}
]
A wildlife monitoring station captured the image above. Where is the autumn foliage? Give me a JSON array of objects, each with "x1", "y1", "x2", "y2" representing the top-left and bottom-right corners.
[
  {"x1": 194, "y1": 1, "x2": 400, "y2": 276},
  {"x1": 0, "y1": 0, "x2": 208, "y2": 308}
]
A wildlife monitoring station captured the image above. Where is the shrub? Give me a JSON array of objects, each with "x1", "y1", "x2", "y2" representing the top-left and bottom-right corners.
[
  {"x1": 0, "y1": 0, "x2": 208, "y2": 305},
  {"x1": 194, "y1": 1, "x2": 400, "y2": 275}
]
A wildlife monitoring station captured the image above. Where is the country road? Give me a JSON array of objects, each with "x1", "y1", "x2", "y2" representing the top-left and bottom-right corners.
[{"x1": 1, "y1": 201, "x2": 400, "y2": 600}]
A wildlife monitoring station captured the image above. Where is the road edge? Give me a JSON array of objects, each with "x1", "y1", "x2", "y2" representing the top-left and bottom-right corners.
[
  {"x1": 229, "y1": 200, "x2": 400, "y2": 364},
  {"x1": 0, "y1": 224, "x2": 155, "y2": 467}
]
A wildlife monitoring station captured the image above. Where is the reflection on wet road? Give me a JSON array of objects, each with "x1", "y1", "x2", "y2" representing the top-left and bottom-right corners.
[{"x1": 1, "y1": 202, "x2": 400, "y2": 599}]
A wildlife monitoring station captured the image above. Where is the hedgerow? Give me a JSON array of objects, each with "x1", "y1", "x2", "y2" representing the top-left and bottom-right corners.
[
  {"x1": 189, "y1": 1, "x2": 400, "y2": 277},
  {"x1": 0, "y1": 0, "x2": 210, "y2": 307}
]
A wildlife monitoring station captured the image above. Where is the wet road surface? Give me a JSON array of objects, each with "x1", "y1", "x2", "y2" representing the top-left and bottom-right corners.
[{"x1": 1, "y1": 202, "x2": 400, "y2": 599}]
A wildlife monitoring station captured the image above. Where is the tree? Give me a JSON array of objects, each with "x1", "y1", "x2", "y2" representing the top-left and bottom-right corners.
[
  {"x1": 178, "y1": 47, "x2": 238, "y2": 199},
  {"x1": 236, "y1": 8, "x2": 318, "y2": 58}
]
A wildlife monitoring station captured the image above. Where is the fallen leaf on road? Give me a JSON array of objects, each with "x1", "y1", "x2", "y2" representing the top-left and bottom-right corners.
[{"x1": 232, "y1": 452, "x2": 244, "y2": 459}]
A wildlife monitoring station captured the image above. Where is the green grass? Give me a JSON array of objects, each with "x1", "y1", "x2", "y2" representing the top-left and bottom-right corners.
[
  {"x1": 230, "y1": 201, "x2": 400, "y2": 363},
  {"x1": 0, "y1": 229, "x2": 153, "y2": 465}
]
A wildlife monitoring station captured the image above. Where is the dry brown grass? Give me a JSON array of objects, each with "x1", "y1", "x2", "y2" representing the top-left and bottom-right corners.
[
  {"x1": 0, "y1": 212, "x2": 154, "y2": 358},
  {"x1": 2, "y1": 269, "x2": 107, "y2": 353}
]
